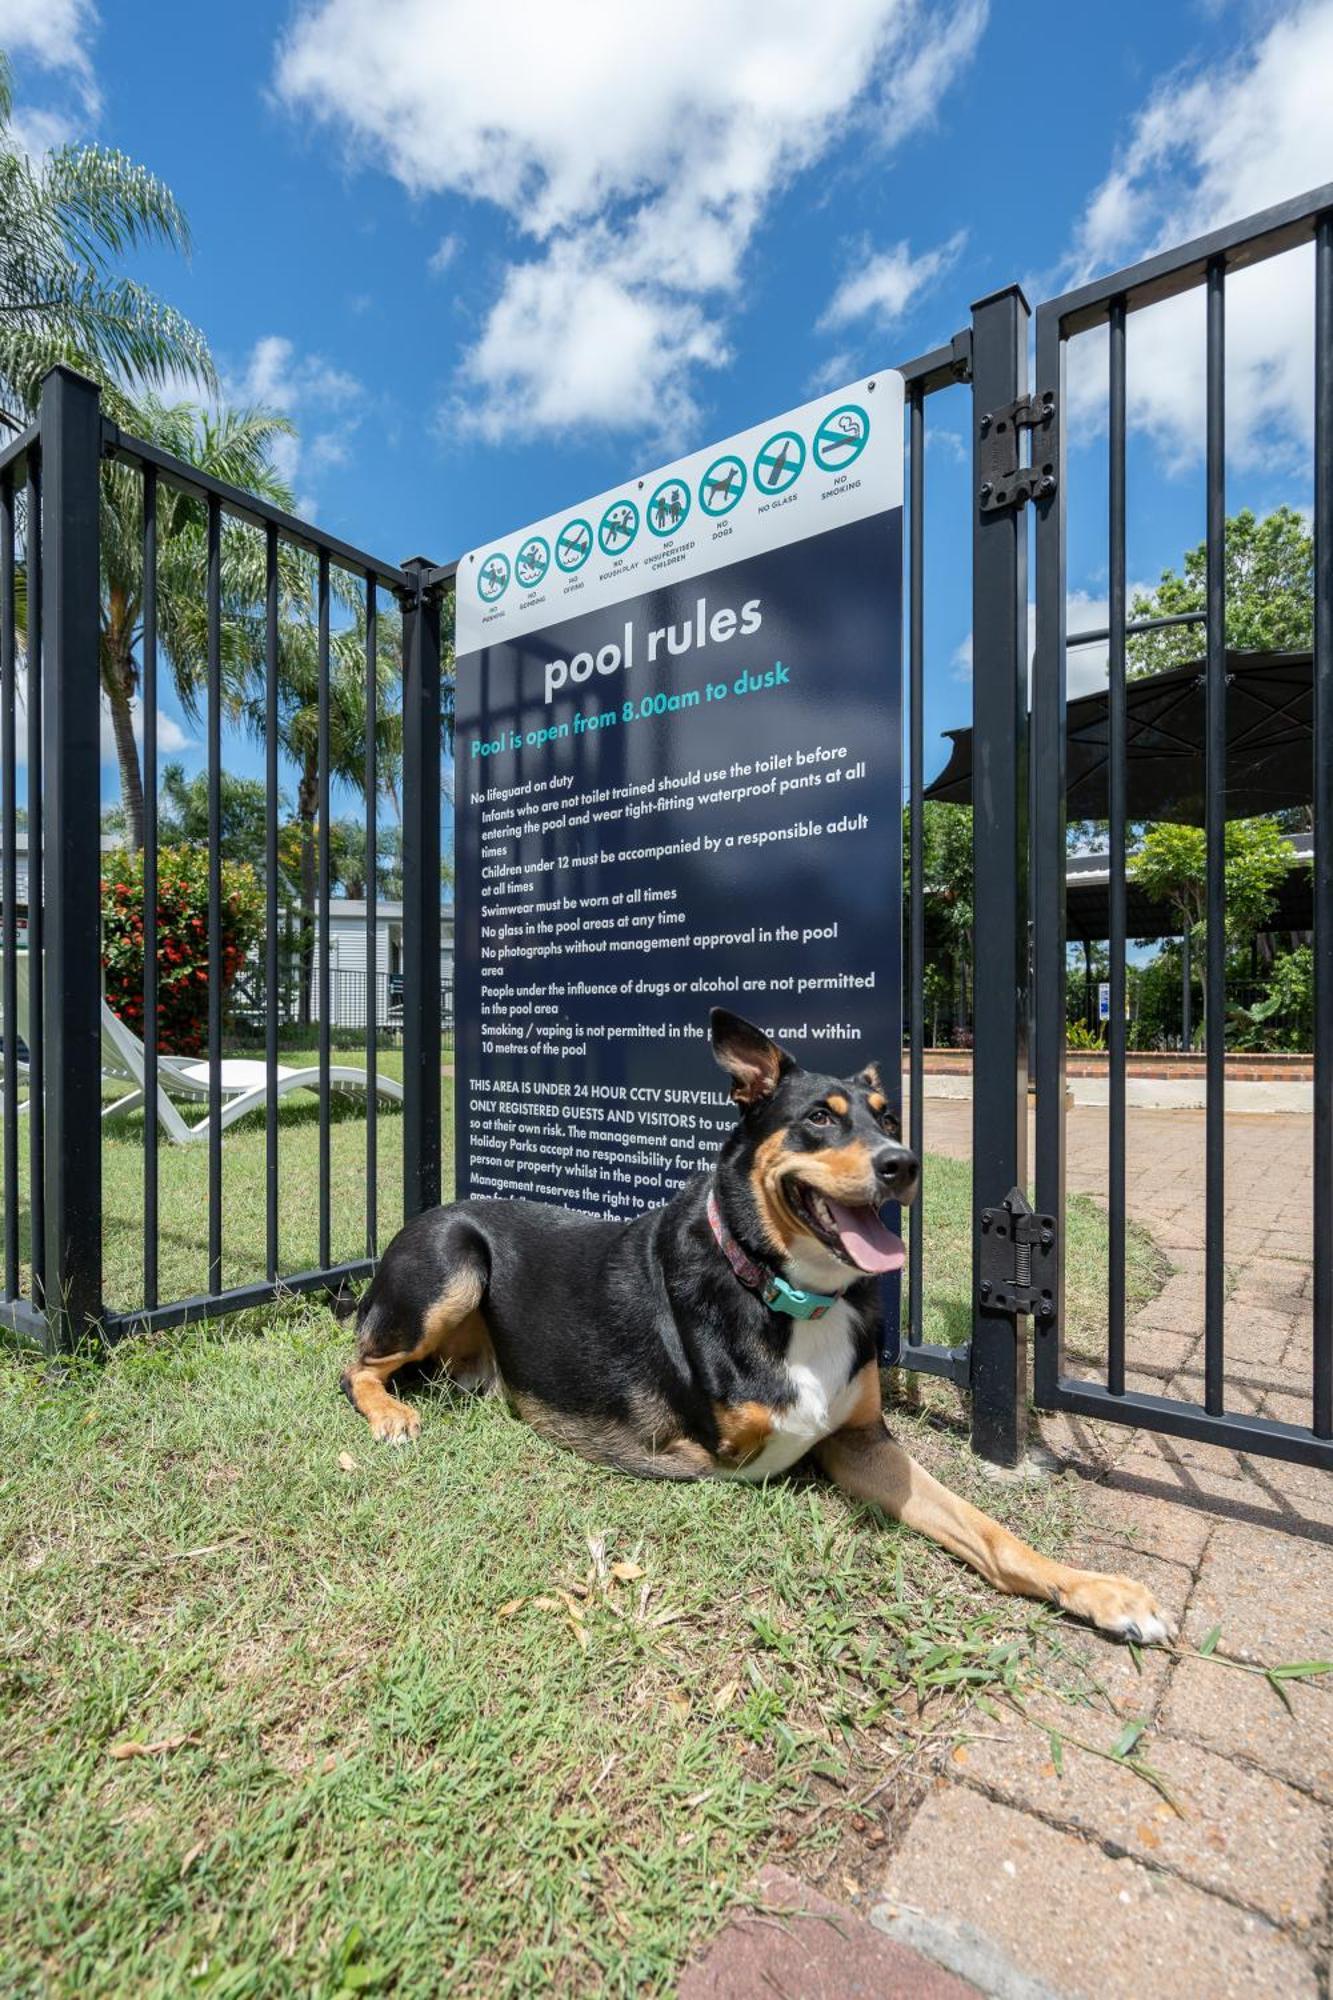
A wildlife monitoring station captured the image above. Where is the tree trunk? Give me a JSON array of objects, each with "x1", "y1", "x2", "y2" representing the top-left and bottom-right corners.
[{"x1": 104, "y1": 657, "x2": 145, "y2": 850}]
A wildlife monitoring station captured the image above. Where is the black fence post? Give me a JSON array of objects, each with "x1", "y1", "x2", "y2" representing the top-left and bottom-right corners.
[
  {"x1": 400, "y1": 557, "x2": 443, "y2": 1220},
  {"x1": 39, "y1": 367, "x2": 104, "y2": 1346},
  {"x1": 969, "y1": 288, "x2": 1031, "y2": 1465}
]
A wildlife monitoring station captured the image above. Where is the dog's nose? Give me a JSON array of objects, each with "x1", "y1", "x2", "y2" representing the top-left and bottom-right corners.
[{"x1": 872, "y1": 1144, "x2": 920, "y2": 1200}]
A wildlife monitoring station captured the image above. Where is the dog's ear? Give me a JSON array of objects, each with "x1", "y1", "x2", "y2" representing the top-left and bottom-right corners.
[
  {"x1": 856, "y1": 1061, "x2": 884, "y2": 1092},
  {"x1": 710, "y1": 1009, "x2": 796, "y2": 1107}
]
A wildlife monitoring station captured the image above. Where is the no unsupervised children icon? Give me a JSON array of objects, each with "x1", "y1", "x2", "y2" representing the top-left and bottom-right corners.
[
  {"x1": 598, "y1": 498, "x2": 639, "y2": 557},
  {"x1": 478, "y1": 551, "x2": 510, "y2": 603},
  {"x1": 647, "y1": 478, "x2": 691, "y2": 537},
  {"x1": 515, "y1": 535, "x2": 550, "y2": 589},
  {"x1": 556, "y1": 518, "x2": 593, "y2": 573},
  {"x1": 813, "y1": 403, "x2": 870, "y2": 473},
  {"x1": 699, "y1": 453, "x2": 746, "y2": 516},
  {"x1": 754, "y1": 428, "x2": 805, "y2": 494}
]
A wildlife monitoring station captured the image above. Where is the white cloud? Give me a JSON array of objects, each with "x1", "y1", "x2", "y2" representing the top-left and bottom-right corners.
[
  {"x1": 275, "y1": 0, "x2": 988, "y2": 444},
  {"x1": 99, "y1": 696, "x2": 195, "y2": 768},
  {"x1": 428, "y1": 233, "x2": 460, "y2": 276},
  {"x1": 0, "y1": 0, "x2": 101, "y2": 145},
  {"x1": 226, "y1": 334, "x2": 365, "y2": 493},
  {"x1": 819, "y1": 230, "x2": 965, "y2": 333},
  {"x1": 1062, "y1": 0, "x2": 1333, "y2": 470}
]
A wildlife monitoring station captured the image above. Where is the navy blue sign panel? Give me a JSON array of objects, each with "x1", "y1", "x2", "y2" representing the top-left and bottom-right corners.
[{"x1": 455, "y1": 508, "x2": 903, "y2": 1353}]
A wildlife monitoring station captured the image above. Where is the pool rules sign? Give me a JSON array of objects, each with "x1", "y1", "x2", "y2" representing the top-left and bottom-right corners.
[{"x1": 454, "y1": 376, "x2": 903, "y2": 1245}]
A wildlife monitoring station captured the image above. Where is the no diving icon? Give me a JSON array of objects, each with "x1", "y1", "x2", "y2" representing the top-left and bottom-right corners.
[
  {"x1": 813, "y1": 403, "x2": 870, "y2": 473},
  {"x1": 478, "y1": 551, "x2": 510, "y2": 603},
  {"x1": 598, "y1": 498, "x2": 639, "y2": 557},
  {"x1": 754, "y1": 429, "x2": 805, "y2": 495},
  {"x1": 556, "y1": 518, "x2": 593, "y2": 573}
]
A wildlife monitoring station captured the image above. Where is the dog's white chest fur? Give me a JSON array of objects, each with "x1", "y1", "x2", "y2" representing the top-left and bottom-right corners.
[{"x1": 725, "y1": 1302, "x2": 862, "y2": 1482}]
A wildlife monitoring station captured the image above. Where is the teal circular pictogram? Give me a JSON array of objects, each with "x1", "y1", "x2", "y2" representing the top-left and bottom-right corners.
[
  {"x1": 477, "y1": 551, "x2": 510, "y2": 603},
  {"x1": 598, "y1": 498, "x2": 639, "y2": 557},
  {"x1": 754, "y1": 428, "x2": 806, "y2": 495},
  {"x1": 647, "y1": 477, "x2": 691, "y2": 537},
  {"x1": 515, "y1": 535, "x2": 550, "y2": 589},
  {"x1": 813, "y1": 403, "x2": 871, "y2": 473},
  {"x1": 555, "y1": 517, "x2": 593, "y2": 573},
  {"x1": 699, "y1": 454, "x2": 746, "y2": 516}
]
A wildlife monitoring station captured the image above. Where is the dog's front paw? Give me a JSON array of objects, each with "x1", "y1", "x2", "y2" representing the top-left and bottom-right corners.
[
  {"x1": 1056, "y1": 1571, "x2": 1176, "y2": 1646},
  {"x1": 369, "y1": 1400, "x2": 421, "y2": 1446}
]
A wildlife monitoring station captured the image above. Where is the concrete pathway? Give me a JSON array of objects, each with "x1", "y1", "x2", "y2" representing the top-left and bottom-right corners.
[{"x1": 682, "y1": 1102, "x2": 1332, "y2": 1997}]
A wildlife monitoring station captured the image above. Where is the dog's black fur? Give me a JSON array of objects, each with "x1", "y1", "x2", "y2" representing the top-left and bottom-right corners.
[{"x1": 343, "y1": 1009, "x2": 916, "y2": 1476}]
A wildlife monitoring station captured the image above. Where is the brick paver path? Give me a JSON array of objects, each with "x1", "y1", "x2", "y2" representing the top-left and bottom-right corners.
[{"x1": 683, "y1": 1103, "x2": 1332, "y2": 1998}]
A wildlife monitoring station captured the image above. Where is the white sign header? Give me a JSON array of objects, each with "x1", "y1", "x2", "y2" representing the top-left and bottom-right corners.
[{"x1": 455, "y1": 372, "x2": 904, "y2": 655}]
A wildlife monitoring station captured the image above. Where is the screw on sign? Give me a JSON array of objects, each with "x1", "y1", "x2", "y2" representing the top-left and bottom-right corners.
[
  {"x1": 754, "y1": 428, "x2": 805, "y2": 494},
  {"x1": 812, "y1": 403, "x2": 870, "y2": 473},
  {"x1": 478, "y1": 552, "x2": 510, "y2": 603},
  {"x1": 556, "y1": 518, "x2": 593, "y2": 572},
  {"x1": 516, "y1": 536, "x2": 550, "y2": 588},
  {"x1": 598, "y1": 499, "x2": 639, "y2": 556}
]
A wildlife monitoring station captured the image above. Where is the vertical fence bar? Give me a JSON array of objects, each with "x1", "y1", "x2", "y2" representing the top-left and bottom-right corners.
[
  {"x1": 206, "y1": 494, "x2": 223, "y2": 1295},
  {"x1": 969, "y1": 287, "x2": 1031, "y2": 1465},
  {"x1": 364, "y1": 572, "x2": 378, "y2": 1258},
  {"x1": 1314, "y1": 210, "x2": 1333, "y2": 1440},
  {"x1": 141, "y1": 468, "x2": 159, "y2": 1310},
  {"x1": 907, "y1": 386, "x2": 925, "y2": 1346},
  {"x1": 1107, "y1": 298, "x2": 1128, "y2": 1396},
  {"x1": 1, "y1": 466, "x2": 17, "y2": 1301},
  {"x1": 264, "y1": 523, "x2": 280, "y2": 1282},
  {"x1": 400, "y1": 559, "x2": 442, "y2": 1220},
  {"x1": 1204, "y1": 256, "x2": 1227, "y2": 1416},
  {"x1": 24, "y1": 453, "x2": 43, "y2": 1300},
  {"x1": 1033, "y1": 306, "x2": 1069, "y2": 1408},
  {"x1": 40, "y1": 366, "x2": 103, "y2": 1344},
  {"x1": 317, "y1": 547, "x2": 332, "y2": 1270}
]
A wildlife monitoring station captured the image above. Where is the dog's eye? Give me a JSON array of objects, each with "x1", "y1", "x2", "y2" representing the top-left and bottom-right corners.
[
  {"x1": 879, "y1": 1110, "x2": 898, "y2": 1133},
  {"x1": 807, "y1": 1106, "x2": 834, "y2": 1127}
]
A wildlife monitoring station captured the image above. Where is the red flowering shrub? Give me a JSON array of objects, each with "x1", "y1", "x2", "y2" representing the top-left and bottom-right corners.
[{"x1": 102, "y1": 845, "x2": 264, "y2": 1056}]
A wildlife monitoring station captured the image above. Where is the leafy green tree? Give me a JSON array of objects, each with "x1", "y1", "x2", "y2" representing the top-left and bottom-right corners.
[
  {"x1": 1129, "y1": 817, "x2": 1292, "y2": 944},
  {"x1": 904, "y1": 802, "x2": 973, "y2": 1042},
  {"x1": 1127, "y1": 506, "x2": 1312, "y2": 678},
  {"x1": 0, "y1": 52, "x2": 212, "y2": 421}
]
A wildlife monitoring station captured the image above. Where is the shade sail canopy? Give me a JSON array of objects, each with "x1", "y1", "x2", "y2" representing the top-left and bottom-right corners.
[{"x1": 926, "y1": 649, "x2": 1314, "y2": 825}]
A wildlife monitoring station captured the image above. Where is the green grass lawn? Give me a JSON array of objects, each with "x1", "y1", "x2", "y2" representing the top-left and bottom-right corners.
[{"x1": 0, "y1": 1092, "x2": 1166, "y2": 1995}]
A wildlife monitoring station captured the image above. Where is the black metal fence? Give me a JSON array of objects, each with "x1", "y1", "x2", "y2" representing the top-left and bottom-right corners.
[
  {"x1": 5, "y1": 184, "x2": 1333, "y2": 1479},
  {"x1": 0, "y1": 367, "x2": 449, "y2": 1345}
]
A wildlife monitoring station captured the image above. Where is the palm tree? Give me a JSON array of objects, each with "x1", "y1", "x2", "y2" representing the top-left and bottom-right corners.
[
  {"x1": 260, "y1": 601, "x2": 403, "y2": 1023},
  {"x1": 0, "y1": 52, "x2": 213, "y2": 422},
  {"x1": 99, "y1": 394, "x2": 299, "y2": 845}
]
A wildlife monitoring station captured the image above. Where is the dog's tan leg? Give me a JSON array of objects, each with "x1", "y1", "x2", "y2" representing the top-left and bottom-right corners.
[
  {"x1": 342, "y1": 1269, "x2": 487, "y2": 1446},
  {"x1": 817, "y1": 1389, "x2": 1174, "y2": 1644}
]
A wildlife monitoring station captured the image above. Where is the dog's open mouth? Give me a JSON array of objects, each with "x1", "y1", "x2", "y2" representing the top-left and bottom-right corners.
[{"x1": 786, "y1": 1182, "x2": 906, "y2": 1275}]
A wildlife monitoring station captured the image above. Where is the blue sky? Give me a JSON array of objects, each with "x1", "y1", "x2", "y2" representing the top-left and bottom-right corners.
[{"x1": 6, "y1": 0, "x2": 1333, "y2": 819}]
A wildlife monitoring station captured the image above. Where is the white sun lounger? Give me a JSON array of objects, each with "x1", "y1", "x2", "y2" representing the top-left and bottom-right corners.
[{"x1": 12, "y1": 953, "x2": 404, "y2": 1145}]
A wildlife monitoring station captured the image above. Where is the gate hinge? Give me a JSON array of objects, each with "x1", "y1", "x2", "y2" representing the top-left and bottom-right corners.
[
  {"x1": 978, "y1": 1187, "x2": 1056, "y2": 1319},
  {"x1": 978, "y1": 390, "x2": 1058, "y2": 514}
]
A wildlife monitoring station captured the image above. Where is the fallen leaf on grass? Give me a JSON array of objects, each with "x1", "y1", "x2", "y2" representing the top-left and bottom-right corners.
[
  {"x1": 109, "y1": 1734, "x2": 200, "y2": 1761},
  {"x1": 180, "y1": 1842, "x2": 207, "y2": 1877},
  {"x1": 713, "y1": 1680, "x2": 740, "y2": 1713},
  {"x1": 498, "y1": 1598, "x2": 525, "y2": 1619},
  {"x1": 611, "y1": 1561, "x2": 645, "y2": 1582},
  {"x1": 337, "y1": 1452, "x2": 359, "y2": 1473},
  {"x1": 569, "y1": 1620, "x2": 589, "y2": 1653},
  {"x1": 553, "y1": 1589, "x2": 585, "y2": 1621}
]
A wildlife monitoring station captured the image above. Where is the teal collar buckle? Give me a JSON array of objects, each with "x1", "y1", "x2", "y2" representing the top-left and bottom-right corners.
[{"x1": 706, "y1": 1187, "x2": 839, "y2": 1321}]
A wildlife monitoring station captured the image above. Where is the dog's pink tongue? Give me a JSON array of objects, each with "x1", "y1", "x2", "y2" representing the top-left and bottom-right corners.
[{"x1": 825, "y1": 1199, "x2": 906, "y2": 1275}]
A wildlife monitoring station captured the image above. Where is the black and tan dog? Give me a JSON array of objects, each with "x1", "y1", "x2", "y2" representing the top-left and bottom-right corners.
[{"x1": 342, "y1": 1009, "x2": 1173, "y2": 1643}]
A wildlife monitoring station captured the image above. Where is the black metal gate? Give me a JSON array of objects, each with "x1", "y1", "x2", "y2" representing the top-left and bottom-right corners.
[{"x1": 897, "y1": 182, "x2": 1333, "y2": 1474}]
